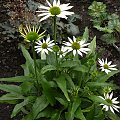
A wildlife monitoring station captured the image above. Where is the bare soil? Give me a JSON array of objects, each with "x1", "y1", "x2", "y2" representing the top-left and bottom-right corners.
[{"x1": 0, "y1": 0, "x2": 120, "y2": 119}]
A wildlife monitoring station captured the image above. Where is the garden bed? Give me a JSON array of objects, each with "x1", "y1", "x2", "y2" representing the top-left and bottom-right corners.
[{"x1": 0, "y1": 0, "x2": 120, "y2": 119}]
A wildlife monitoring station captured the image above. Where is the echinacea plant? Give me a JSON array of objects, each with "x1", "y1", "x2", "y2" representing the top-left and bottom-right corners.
[
  {"x1": 98, "y1": 58, "x2": 117, "y2": 74},
  {"x1": 63, "y1": 36, "x2": 90, "y2": 57},
  {"x1": 0, "y1": 0, "x2": 120, "y2": 120},
  {"x1": 37, "y1": 0, "x2": 74, "y2": 21},
  {"x1": 35, "y1": 35, "x2": 55, "y2": 60},
  {"x1": 99, "y1": 92, "x2": 120, "y2": 114}
]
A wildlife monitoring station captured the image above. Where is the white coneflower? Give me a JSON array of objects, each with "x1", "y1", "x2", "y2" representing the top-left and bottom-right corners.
[
  {"x1": 98, "y1": 58, "x2": 117, "y2": 74},
  {"x1": 35, "y1": 35, "x2": 54, "y2": 59},
  {"x1": 99, "y1": 92, "x2": 120, "y2": 114},
  {"x1": 58, "y1": 46, "x2": 68, "y2": 58},
  {"x1": 37, "y1": 0, "x2": 74, "y2": 21},
  {"x1": 19, "y1": 24, "x2": 45, "y2": 42},
  {"x1": 63, "y1": 36, "x2": 90, "y2": 56}
]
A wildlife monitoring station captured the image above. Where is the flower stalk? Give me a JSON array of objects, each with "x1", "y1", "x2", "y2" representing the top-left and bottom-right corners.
[
  {"x1": 32, "y1": 42, "x2": 40, "y2": 95},
  {"x1": 53, "y1": 16, "x2": 58, "y2": 67},
  {"x1": 53, "y1": 16, "x2": 57, "y2": 45}
]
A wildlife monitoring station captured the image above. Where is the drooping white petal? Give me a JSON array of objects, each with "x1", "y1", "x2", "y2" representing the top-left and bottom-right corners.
[
  {"x1": 112, "y1": 106, "x2": 119, "y2": 112},
  {"x1": 105, "y1": 58, "x2": 108, "y2": 64},
  {"x1": 110, "y1": 106, "x2": 115, "y2": 114},
  {"x1": 105, "y1": 69, "x2": 111, "y2": 74},
  {"x1": 46, "y1": 0, "x2": 52, "y2": 7},
  {"x1": 113, "y1": 105, "x2": 120, "y2": 109},
  {"x1": 109, "y1": 65, "x2": 117, "y2": 67},
  {"x1": 59, "y1": 3, "x2": 73, "y2": 11},
  {"x1": 77, "y1": 50, "x2": 83, "y2": 56},
  {"x1": 61, "y1": 11, "x2": 74, "y2": 16},
  {"x1": 57, "y1": 0, "x2": 60, "y2": 6},
  {"x1": 38, "y1": 12, "x2": 49, "y2": 17},
  {"x1": 103, "y1": 105, "x2": 108, "y2": 111},
  {"x1": 53, "y1": 0, "x2": 57, "y2": 6},
  {"x1": 40, "y1": 14, "x2": 50, "y2": 22},
  {"x1": 108, "y1": 61, "x2": 112, "y2": 65},
  {"x1": 38, "y1": 5, "x2": 50, "y2": 10},
  {"x1": 57, "y1": 13, "x2": 68, "y2": 19},
  {"x1": 73, "y1": 50, "x2": 76, "y2": 56},
  {"x1": 68, "y1": 37, "x2": 73, "y2": 44},
  {"x1": 112, "y1": 97, "x2": 119, "y2": 104},
  {"x1": 41, "y1": 50, "x2": 46, "y2": 60},
  {"x1": 73, "y1": 36, "x2": 76, "y2": 42},
  {"x1": 109, "y1": 92, "x2": 113, "y2": 99}
]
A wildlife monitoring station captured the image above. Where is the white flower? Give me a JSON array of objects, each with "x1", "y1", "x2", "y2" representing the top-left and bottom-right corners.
[
  {"x1": 35, "y1": 35, "x2": 54, "y2": 60},
  {"x1": 63, "y1": 36, "x2": 90, "y2": 56},
  {"x1": 99, "y1": 92, "x2": 120, "y2": 114},
  {"x1": 58, "y1": 46, "x2": 68, "y2": 58},
  {"x1": 36, "y1": 0, "x2": 74, "y2": 21},
  {"x1": 98, "y1": 58, "x2": 117, "y2": 74}
]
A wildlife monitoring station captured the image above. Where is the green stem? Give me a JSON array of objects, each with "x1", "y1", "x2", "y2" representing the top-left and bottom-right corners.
[
  {"x1": 32, "y1": 42, "x2": 39, "y2": 95},
  {"x1": 53, "y1": 16, "x2": 57, "y2": 44},
  {"x1": 53, "y1": 16, "x2": 58, "y2": 66}
]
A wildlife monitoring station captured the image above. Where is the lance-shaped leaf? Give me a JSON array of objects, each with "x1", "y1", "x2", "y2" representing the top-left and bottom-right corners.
[
  {"x1": 75, "y1": 107, "x2": 86, "y2": 120},
  {"x1": 56, "y1": 76, "x2": 70, "y2": 101},
  {"x1": 0, "y1": 84, "x2": 21, "y2": 94},
  {"x1": 0, "y1": 76, "x2": 32, "y2": 82},
  {"x1": 41, "y1": 77, "x2": 56, "y2": 106},
  {"x1": 41, "y1": 65, "x2": 56, "y2": 74},
  {"x1": 11, "y1": 96, "x2": 35, "y2": 118},
  {"x1": 32, "y1": 95, "x2": 49, "y2": 119},
  {"x1": 67, "y1": 97, "x2": 81, "y2": 120},
  {"x1": 82, "y1": 27, "x2": 89, "y2": 42},
  {"x1": 87, "y1": 36, "x2": 96, "y2": 56}
]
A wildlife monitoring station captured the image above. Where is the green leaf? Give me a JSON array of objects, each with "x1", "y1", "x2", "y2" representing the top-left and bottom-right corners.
[
  {"x1": 46, "y1": 52, "x2": 56, "y2": 65},
  {"x1": 0, "y1": 84, "x2": 21, "y2": 94},
  {"x1": 88, "y1": 1, "x2": 106, "y2": 18},
  {"x1": 94, "y1": 26, "x2": 113, "y2": 33},
  {"x1": 106, "y1": 111, "x2": 120, "y2": 120},
  {"x1": 11, "y1": 96, "x2": 35, "y2": 118},
  {"x1": 75, "y1": 107, "x2": 86, "y2": 120},
  {"x1": 19, "y1": 44, "x2": 33, "y2": 64},
  {"x1": 22, "y1": 113, "x2": 33, "y2": 120},
  {"x1": 0, "y1": 76, "x2": 32, "y2": 82},
  {"x1": 97, "y1": 70, "x2": 120, "y2": 82},
  {"x1": 0, "y1": 93, "x2": 24, "y2": 101},
  {"x1": 64, "y1": 74, "x2": 75, "y2": 89},
  {"x1": 73, "y1": 65, "x2": 88, "y2": 73},
  {"x1": 87, "y1": 36, "x2": 96, "y2": 56},
  {"x1": 50, "y1": 110, "x2": 62, "y2": 120},
  {"x1": 61, "y1": 61, "x2": 79, "y2": 68},
  {"x1": 20, "y1": 81, "x2": 34, "y2": 95},
  {"x1": 41, "y1": 65, "x2": 56, "y2": 74},
  {"x1": 68, "y1": 97, "x2": 81, "y2": 120},
  {"x1": 19, "y1": 44, "x2": 34, "y2": 76},
  {"x1": 100, "y1": 34, "x2": 116, "y2": 44},
  {"x1": 41, "y1": 77, "x2": 56, "y2": 106},
  {"x1": 55, "y1": 96, "x2": 68, "y2": 108},
  {"x1": 85, "y1": 104, "x2": 104, "y2": 120},
  {"x1": 89, "y1": 95, "x2": 109, "y2": 105},
  {"x1": 82, "y1": 27, "x2": 89, "y2": 42},
  {"x1": 86, "y1": 105, "x2": 95, "y2": 120},
  {"x1": 56, "y1": 76, "x2": 70, "y2": 101},
  {"x1": 86, "y1": 82, "x2": 115, "y2": 88},
  {"x1": 36, "y1": 107, "x2": 55, "y2": 119},
  {"x1": 32, "y1": 95, "x2": 49, "y2": 119},
  {"x1": 0, "y1": 93, "x2": 23, "y2": 104}
]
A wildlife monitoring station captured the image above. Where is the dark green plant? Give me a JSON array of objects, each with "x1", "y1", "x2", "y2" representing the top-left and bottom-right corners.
[
  {"x1": 0, "y1": 0, "x2": 120, "y2": 120},
  {"x1": 88, "y1": 1, "x2": 120, "y2": 52}
]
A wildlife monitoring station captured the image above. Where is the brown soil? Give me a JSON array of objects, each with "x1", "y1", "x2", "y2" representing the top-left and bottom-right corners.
[{"x1": 0, "y1": 0, "x2": 120, "y2": 119}]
